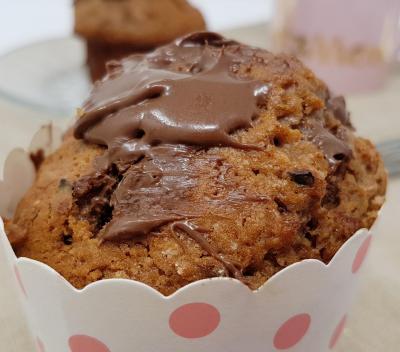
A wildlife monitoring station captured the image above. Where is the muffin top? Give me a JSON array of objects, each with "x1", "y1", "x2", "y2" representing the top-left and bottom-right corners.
[
  {"x1": 13, "y1": 32, "x2": 386, "y2": 295},
  {"x1": 74, "y1": 0, "x2": 206, "y2": 46}
]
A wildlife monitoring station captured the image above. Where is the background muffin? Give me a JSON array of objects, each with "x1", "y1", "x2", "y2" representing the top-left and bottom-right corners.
[
  {"x1": 75, "y1": 0, "x2": 206, "y2": 81},
  {"x1": 11, "y1": 33, "x2": 386, "y2": 296}
]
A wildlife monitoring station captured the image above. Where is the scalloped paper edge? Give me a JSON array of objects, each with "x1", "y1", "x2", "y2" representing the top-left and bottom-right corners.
[{"x1": 0, "y1": 123, "x2": 381, "y2": 352}]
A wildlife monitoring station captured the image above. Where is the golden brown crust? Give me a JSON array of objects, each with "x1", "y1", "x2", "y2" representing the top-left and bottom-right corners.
[
  {"x1": 74, "y1": 0, "x2": 206, "y2": 46},
  {"x1": 13, "y1": 54, "x2": 386, "y2": 295}
]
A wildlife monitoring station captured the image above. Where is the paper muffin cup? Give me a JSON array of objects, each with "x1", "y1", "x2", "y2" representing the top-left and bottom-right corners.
[{"x1": 0, "y1": 124, "x2": 381, "y2": 352}]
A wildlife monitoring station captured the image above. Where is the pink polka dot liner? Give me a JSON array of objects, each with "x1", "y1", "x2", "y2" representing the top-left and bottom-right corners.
[{"x1": 0, "y1": 126, "x2": 382, "y2": 352}]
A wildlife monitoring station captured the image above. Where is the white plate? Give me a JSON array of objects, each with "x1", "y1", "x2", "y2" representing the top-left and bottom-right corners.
[{"x1": 0, "y1": 37, "x2": 91, "y2": 117}]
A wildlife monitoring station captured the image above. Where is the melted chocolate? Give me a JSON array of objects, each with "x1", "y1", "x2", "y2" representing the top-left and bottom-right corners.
[
  {"x1": 74, "y1": 32, "x2": 268, "y2": 167},
  {"x1": 101, "y1": 145, "x2": 201, "y2": 241},
  {"x1": 327, "y1": 95, "x2": 352, "y2": 128},
  {"x1": 73, "y1": 32, "x2": 353, "y2": 279},
  {"x1": 302, "y1": 113, "x2": 352, "y2": 167},
  {"x1": 178, "y1": 32, "x2": 239, "y2": 47},
  {"x1": 95, "y1": 145, "x2": 269, "y2": 242},
  {"x1": 289, "y1": 170, "x2": 315, "y2": 186},
  {"x1": 171, "y1": 221, "x2": 243, "y2": 279}
]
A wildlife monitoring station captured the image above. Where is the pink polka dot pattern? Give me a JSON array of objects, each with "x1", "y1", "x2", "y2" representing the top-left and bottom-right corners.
[
  {"x1": 14, "y1": 265, "x2": 27, "y2": 298},
  {"x1": 36, "y1": 337, "x2": 45, "y2": 352},
  {"x1": 169, "y1": 302, "x2": 220, "y2": 338},
  {"x1": 274, "y1": 313, "x2": 311, "y2": 350},
  {"x1": 329, "y1": 315, "x2": 347, "y2": 349},
  {"x1": 69, "y1": 335, "x2": 110, "y2": 352},
  {"x1": 352, "y1": 235, "x2": 372, "y2": 273}
]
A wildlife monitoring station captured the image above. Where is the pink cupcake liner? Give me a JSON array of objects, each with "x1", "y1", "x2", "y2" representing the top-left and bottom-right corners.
[{"x1": 0, "y1": 125, "x2": 381, "y2": 352}]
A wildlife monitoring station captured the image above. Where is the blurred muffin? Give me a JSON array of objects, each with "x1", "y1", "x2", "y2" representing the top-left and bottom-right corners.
[
  {"x1": 10, "y1": 32, "x2": 386, "y2": 295},
  {"x1": 74, "y1": 0, "x2": 206, "y2": 81}
]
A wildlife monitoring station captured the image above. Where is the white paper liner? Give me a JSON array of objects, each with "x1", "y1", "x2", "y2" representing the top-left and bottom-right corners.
[{"x1": 0, "y1": 125, "x2": 380, "y2": 352}]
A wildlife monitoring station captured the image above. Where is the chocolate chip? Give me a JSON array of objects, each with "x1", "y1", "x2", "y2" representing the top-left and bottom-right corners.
[
  {"x1": 333, "y1": 153, "x2": 346, "y2": 161},
  {"x1": 289, "y1": 170, "x2": 315, "y2": 186},
  {"x1": 273, "y1": 136, "x2": 282, "y2": 147},
  {"x1": 59, "y1": 178, "x2": 71, "y2": 189},
  {"x1": 306, "y1": 218, "x2": 318, "y2": 231},
  {"x1": 304, "y1": 232, "x2": 317, "y2": 248},
  {"x1": 322, "y1": 183, "x2": 340, "y2": 208},
  {"x1": 242, "y1": 265, "x2": 257, "y2": 276},
  {"x1": 132, "y1": 129, "x2": 145, "y2": 139},
  {"x1": 30, "y1": 149, "x2": 45, "y2": 171},
  {"x1": 274, "y1": 198, "x2": 288, "y2": 213},
  {"x1": 62, "y1": 234, "x2": 73, "y2": 245},
  {"x1": 264, "y1": 251, "x2": 281, "y2": 267}
]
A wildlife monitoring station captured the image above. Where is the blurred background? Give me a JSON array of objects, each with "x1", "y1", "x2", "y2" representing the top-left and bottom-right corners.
[
  {"x1": 0, "y1": 1, "x2": 399, "y2": 351},
  {"x1": 0, "y1": 0, "x2": 273, "y2": 55}
]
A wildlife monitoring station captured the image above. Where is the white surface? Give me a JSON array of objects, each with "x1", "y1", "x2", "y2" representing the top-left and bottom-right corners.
[
  {"x1": 0, "y1": 37, "x2": 90, "y2": 116},
  {"x1": 0, "y1": 0, "x2": 73, "y2": 55},
  {"x1": 0, "y1": 0, "x2": 274, "y2": 55}
]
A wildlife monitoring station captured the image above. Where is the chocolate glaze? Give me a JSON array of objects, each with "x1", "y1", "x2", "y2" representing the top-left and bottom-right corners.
[
  {"x1": 101, "y1": 145, "x2": 201, "y2": 241},
  {"x1": 177, "y1": 32, "x2": 239, "y2": 47},
  {"x1": 74, "y1": 32, "x2": 268, "y2": 167},
  {"x1": 94, "y1": 145, "x2": 269, "y2": 242},
  {"x1": 73, "y1": 32, "x2": 354, "y2": 279},
  {"x1": 302, "y1": 112, "x2": 352, "y2": 167},
  {"x1": 327, "y1": 95, "x2": 353, "y2": 128},
  {"x1": 73, "y1": 144, "x2": 267, "y2": 275}
]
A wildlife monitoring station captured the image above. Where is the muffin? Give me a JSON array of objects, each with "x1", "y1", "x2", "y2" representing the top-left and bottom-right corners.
[
  {"x1": 74, "y1": 0, "x2": 206, "y2": 81},
  {"x1": 9, "y1": 32, "x2": 386, "y2": 296}
]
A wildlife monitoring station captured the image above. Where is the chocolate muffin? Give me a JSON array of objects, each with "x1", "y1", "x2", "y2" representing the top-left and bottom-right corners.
[
  {"x1": 74, "y1": 0, "x2": 206, "y2": 81},
  {"x1": 10, "y1": 32, "x2": 386, "y2": 295}
]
